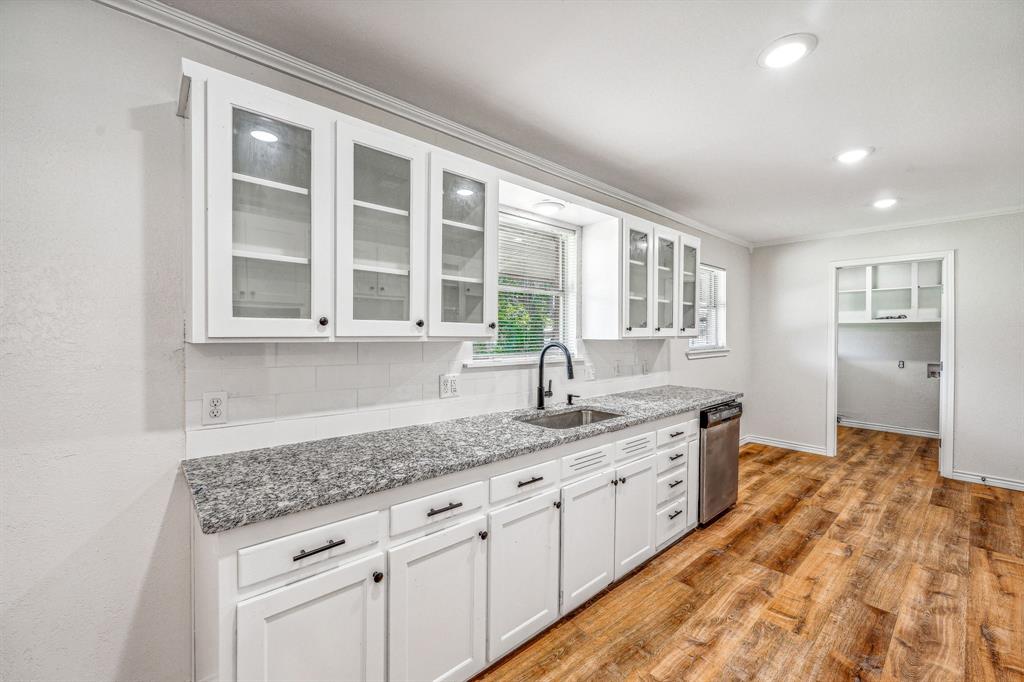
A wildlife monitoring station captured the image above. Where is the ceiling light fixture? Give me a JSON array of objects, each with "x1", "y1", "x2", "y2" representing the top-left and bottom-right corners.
[
  {"x1": 873, "y1": 198, "x2": 898, "y2": 209},
  {"x1": 533, "y1": 199, "x2": 566, "y2": 216},
  {"x1": 455, "y1": 188, "x2": 474, "y2": 197},
  {"x1": 250, "y1": 129, "x2": 278, "y2": 143},
  {"x1": 758, "y1": 33, "x2": 818, "y2": 69},
  {"x1": 836, "y1": 147, "x2": 874, "y2": 165}
]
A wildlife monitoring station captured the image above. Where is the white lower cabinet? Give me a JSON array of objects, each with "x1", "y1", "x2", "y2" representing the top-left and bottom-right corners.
[
  {"x1": 236, "y1": 552, "x2": 386, "y2": 682},
  {"x1": 613, "y1": 454, "x2": 657, "y2": 579},
  {"x1": 559, "y1": 470, "x2": 616, "y2": 614},
  {"x1": 487, "y1": 489, "x2": 561, "y2": 660},
  {"x1": 388, "y1": 516, "x2": 488, "y2": 682}
]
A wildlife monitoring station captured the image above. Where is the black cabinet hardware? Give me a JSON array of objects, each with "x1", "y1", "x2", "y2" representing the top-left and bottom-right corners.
[
  {"x1": 372, "y1": 571, "x2": 384, "y2": 583},
  {"x1": 668, "y1": 510, "x2": 683, "y2": 520},
  {"x1": 619, "y1": 477, "x2": 627, "y2": 484},
  {"x1": 553, "y1": 501, "x2": 561, "y2": 509},
  {"x1": 655, "y1": 327, "x2": 660, "y2": 332},
  {"x1": 415, "y1": 319, "x2": 424, "y2": 327},
  {"x1": 669, "y1": 431, "x2": 685, "y2": 438},
  {"x1": 669, "y1": 479, "x2": 684, "y2": 488},
  {"x1": 625, "y1": 326, "x2": 632, "y2": 333},
  {"x1": 478, "y1": 530, "x2": 488, "y2": 540},
  {"x1": 612, "y1": 479, "x2": 619, "y2": 486},
  {"x1": 318, "y1": 316, "x2": 329, "y2": 326},
  {"x1": 669, "y1": 452, "x2": 685, "y2": 461},
  {"x1": 517, "y1": 475, "x2": 544, "y2": 488},
  {"x1": 488, "y1": 322, "x2": 496, "y2": 329},
  {"x1": 293, "y1": 538, "x2": 345, "y2": 562},
  {"x1": 426, "y1": 501, "x2": 463, "y2": 517}
]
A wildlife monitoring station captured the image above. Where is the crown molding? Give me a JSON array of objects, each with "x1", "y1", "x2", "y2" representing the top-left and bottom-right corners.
[
  {"x1": 753, "y1": 206, "x2": 1024, "y2": 248},
  {"x1": 93, "y1": 0, "x2": 751, "y2": 249}
]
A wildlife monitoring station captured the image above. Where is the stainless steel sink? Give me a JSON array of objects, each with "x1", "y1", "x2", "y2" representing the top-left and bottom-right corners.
[{"x1": 517, "y1": 408, "x2": 622, "y2": 430}]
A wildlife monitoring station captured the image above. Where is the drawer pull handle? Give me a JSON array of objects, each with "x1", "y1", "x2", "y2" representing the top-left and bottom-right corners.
[
  {"x1": 517, "y1": 475, "x2": 544, "y2": 488},
  {"x1": 293, "y1": 538, "x2": 346, "y2": 562},
  {"x1": 427, "y1": 501, "x2": 463, "y2": 517},
  {"x1": 669, "y1": 431, "x2": 686, "y2": 438},
  {"x1": 669, "y1": 480, "x2": 684, "y2": 488},
  {"x1": 668, "y1": 510, "x2": 683, "y2": 520},
  {"x1": 669, "y1": 453, "x2": 686, "y2": 461}
]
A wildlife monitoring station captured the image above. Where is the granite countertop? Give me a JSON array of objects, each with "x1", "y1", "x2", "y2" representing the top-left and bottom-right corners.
[{"x1": 182, "y1": 385, "x2": 742, "y2": 534}]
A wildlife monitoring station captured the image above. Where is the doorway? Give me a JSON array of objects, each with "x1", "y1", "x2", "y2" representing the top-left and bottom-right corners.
[{"x1": 826, "y1": 251, "x2": 955, "y2": 476}]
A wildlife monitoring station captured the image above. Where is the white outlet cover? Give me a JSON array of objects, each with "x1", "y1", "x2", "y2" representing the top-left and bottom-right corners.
[
  {"x1": 202, "y1": 391, "x2": 228, "y2": 425},
  {"x1": 439, "y1": 373, "x2": 460, "y2": 399}
]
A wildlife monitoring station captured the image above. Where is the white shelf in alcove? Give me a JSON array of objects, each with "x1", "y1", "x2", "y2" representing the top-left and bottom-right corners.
[
  {"x1": 353, "y1": 263, "x2": 410, "y2": 277},
  {"x1": 232, "y1": 172, "x2": 309, "y2": 195},
  {"x1": 839, "y1": 319, "x2": 940, "y2": 325},
  {"x1": 441, "y1": 274, "x2": 484, "y2": 284},
  {"x1": 442, "y1": 219, "x2": 484, "y2": 232},
  {"x1": 353, "y1": 199, "x2": 410, "y2": 217},
  {"x1": 232, "y1": 249, "x2": 310, "y2": 265}
]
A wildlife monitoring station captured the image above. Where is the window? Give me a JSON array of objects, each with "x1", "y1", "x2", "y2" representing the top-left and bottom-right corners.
[
  {"x1": 472, "y1": 212, "x2": 578, "y2": 361},
  {"x1": 688, "y1": 264, "x2": 727, "y2": 355}
]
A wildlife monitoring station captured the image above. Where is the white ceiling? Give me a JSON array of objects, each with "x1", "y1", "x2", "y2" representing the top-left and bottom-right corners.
[{"x1": 165, "y1": 0, "x2": 1024, "y2": 244}]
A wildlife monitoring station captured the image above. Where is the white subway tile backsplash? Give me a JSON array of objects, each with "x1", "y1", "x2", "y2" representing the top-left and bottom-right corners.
[
  {"x1": 313, "y1": 409, "x2": 390, "y2": 440},
  {"x1": 221, "y1": 366, "x2": 316, "y2": 397},
  {"x1": 357, "y1": 384, "x2": 423, "y2": 408},
  {"x1": 389, "y1": 361, "x2": 450, "y2": 387},
  {"x1": 275, "y1": 342, "x2": 358, "y2": 367},
  {"x1": 277, "y1": 389, "x2": 358, "y2": 418},
  {"x1": 357, "y1": 341, "x2": 423, "y2": 365},
  {"x1": 316, "y1": 364, "x2": 389, "y2": 390},
  {"x1": 185, "y1": 343, "x2": 275, "y2": 370}
]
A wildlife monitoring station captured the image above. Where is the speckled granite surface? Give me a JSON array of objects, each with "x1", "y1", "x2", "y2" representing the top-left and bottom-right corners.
[{"x1": 182, "y1": 385, "x2": 741, "y2": 534}]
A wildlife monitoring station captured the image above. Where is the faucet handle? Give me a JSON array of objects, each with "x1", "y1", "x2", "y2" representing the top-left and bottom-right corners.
[
  {"x1": 567, "y1": 393, "x2": 581, "y2": 405},
  {"x1": 544, "y1": 379, "x2": 553, "y2": 397}
]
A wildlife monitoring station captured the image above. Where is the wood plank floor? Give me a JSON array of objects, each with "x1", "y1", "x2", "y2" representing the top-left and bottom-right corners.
[{"x1": 476, "y1": 427, "x2": 1024, "y2": 681}]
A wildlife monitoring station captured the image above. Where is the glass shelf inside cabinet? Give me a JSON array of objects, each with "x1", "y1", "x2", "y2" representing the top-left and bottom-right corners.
[
  {"x1": 440, "y1": 171, "x2": 485, "y2": 323},
  {"x1": 231, "y1": 108, "x2": 312, "y2": 319},
  {"x1": 628, "y1": 229, "x2": 649, "y2": 329}
]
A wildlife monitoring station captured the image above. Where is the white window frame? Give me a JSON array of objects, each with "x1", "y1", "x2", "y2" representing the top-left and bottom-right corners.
[
  {"x1": 467, "y1": 209, "x2": 580, "y2": 367},
  {"x1": 687, "y1": 264, "x2": 729, "y2": 359}
]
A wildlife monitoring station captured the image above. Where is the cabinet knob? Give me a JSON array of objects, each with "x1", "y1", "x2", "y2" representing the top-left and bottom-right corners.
[
  {"x1": 478, "y1": 530, "x2": 488, "y2": 540},
  {"x1": 372, "y1": 571, "x2": 384, "y2": 583},
  {"x1": 553, "y1": 501, "x2": 562, "y2": 509},
  {"x1": 318, "y1": 316, "x2": 329, "y2": 326},
  {"x1": 416, "y1": 319, "x2": 424, "y2": 328},
  {"x1": 619, "y1": 477, "x2": 627, "y2": 484},
  {"x1": 488, "y1": 322, "x2": 496, "y2": 329},
  {"x1": 612, "y1": 479, "x2": 619, "y2": 486},
  {"x1": 625, "y1": 326, "x2": 632, "y2": 333},
  {"x1": 655, "y1": 327, "x2": 661, "y2": 332}
]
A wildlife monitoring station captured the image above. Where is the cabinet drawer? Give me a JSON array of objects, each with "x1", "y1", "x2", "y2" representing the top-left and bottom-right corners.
[
  {"x1": 656, "y1": 499, "x2": 688, "y2": 546},
  {"x1": 237, "y1": 510, "x2": 382, "y2": 588},
  {"x1": 656, "y1": 419, "x2": 698, "y2": 447},
  {"x1": 561, "y1": 445, "x2": 613, "y2": 480},
  {"x1": 656, "y1": 442, "x2": 689, "y2": 474},
  {"x1": 490, "y1": 459, "x2": 559, "y2": 504},
  {"x1": 390, "y1": 481, "x2": 486, "y2": 536},
  {"x1": 616, "y1": 431, "x2": 655, "y2": 461},
  {"x1": 656, "y1": 469, "x2": 688, "y2": 505}
]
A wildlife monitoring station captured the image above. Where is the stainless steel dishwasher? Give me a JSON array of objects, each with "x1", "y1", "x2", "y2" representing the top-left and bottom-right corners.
[{"x1": 699, "y1": 401, "x2": 742, "y2": 525}]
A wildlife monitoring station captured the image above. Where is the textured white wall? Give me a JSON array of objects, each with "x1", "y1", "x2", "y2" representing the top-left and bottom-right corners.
[
  {"x1": 749, "y1": 212, "x2": 1024, "y2": 484},
  {"x1": 837, "y1": 323, "x2": 941, "y2": 433},
  {"x1": 0, "y1": 2, "x2": 751, "y2": 679}
]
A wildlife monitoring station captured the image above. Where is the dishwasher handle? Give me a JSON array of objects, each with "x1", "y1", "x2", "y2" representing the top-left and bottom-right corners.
[{"x1": 701, "y1": 402, "x2": 742, "y2": 428}]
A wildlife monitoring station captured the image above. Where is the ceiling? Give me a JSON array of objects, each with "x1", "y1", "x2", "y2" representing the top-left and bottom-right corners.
[{"x1": 164, "y1": 0, "x2": 1024, "y2": 244}]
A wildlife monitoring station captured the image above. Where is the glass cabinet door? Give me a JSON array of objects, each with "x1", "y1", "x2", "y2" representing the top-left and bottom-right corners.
[
  {"x1": 428, "y1": 153, "x2": 497, "y2": 337},
  {"x1": 679, "y1": 238, "x2": 700, "y2": 336},
  {"x1": 206, "y1": 77, "x2": 332, "y2": 338},
  {"x1": 623, "y1": 221, "x2": 653, "y2": 336},
  {"x1": 654, "y1": 230, "x2": 678, "y2": 336},
  {"x1": 337, "y1": 123, "x2": 426, "y2": 336}
]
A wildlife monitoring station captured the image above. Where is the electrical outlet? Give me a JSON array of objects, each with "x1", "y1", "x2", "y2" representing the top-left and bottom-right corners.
[
  {"x1": 583, "y1": 364, "x2": 596, "y2": 381},
  {"x1": 439, "y1": 373, "x2": 460, "y2": 399},
  {"x1": 202, "y1": 391, "x2": 228, "y2": 425}
]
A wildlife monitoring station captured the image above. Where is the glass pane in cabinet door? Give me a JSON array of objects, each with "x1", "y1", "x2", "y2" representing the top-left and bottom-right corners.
[
  {"x1": 353, "y1": 270, "x2": 410, "y2": 321},
  {"x1": 441, "y1": 171, "x2": 486, "y2": 323},
  {"x1": 231, "y1": 108, "x2": 313, "y2": 320},
  {"x1": 657, "y1": 237, "x2": 675, "y2": 329},
  {"x1": 680, "y1": 244, "x2": 697, "y2": 328},
  {"x1": 628, "y1": 229, "x2": 649, "y2": 329}
]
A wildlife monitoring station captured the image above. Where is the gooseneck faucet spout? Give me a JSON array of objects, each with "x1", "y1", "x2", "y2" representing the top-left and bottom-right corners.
[{"x1": 537, "y1": 342, "x2": 574, "y2": 410}]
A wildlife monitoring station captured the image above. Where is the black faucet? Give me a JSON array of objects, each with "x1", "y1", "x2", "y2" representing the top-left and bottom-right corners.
[{"x1": 537, "y1": 342, "x2": 574, "y2": 409}]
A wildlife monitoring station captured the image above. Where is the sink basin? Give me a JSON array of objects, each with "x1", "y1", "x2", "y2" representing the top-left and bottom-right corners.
[{"x1": 517, "y1": 408, "x2": 622, "y2": 430}]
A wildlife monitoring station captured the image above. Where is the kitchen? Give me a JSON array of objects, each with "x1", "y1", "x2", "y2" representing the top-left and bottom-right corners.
[{"x1": 1, "y1": 2, "x2": 1022, "y2": 681}]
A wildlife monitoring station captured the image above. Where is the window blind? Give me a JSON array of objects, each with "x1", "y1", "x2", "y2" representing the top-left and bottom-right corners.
[
  {"x1": 690, "y1": 265, "x2": 726, "y2": 349},
  {"x1": 474, "y1": 214, "x2": 577, "y2": 359}
]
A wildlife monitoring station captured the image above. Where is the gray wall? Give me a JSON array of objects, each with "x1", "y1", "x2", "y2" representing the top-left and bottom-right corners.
[
  {"x1": 837, "y1": 323, "x2": 941, "y2": 434},
  {"x1": 0, "y1": 1, "x2": 751, "y2": 679},
  {"x1": 748, "y1": 211, "x2": 1024, "y2": 483}
]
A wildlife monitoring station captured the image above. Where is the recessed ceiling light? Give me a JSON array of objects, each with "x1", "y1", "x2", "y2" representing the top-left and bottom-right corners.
[
  {"x1": 533, "y1": 199, "x2": 566, "y2": 216},
  {"x1": 455, "y1": 188, "x2": 474, "y2": 197},
  {"x1": 758, "y1": 33, "x2": 818, "y2": 69},
  {"x1": 873, "y1": 198, "x2": 898, "y2": 209},
  {"x1": 836, "y1": 147, "x2": 874, "y2": 165},
  {"x1": 250, "y1": 129, "x2": 278, "y2": 143}
]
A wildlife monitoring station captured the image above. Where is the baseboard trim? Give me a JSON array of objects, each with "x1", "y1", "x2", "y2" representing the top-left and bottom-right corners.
[
  {"x1": 949, "y1": 470, "x2": 1024, "y2": 493},
  {"x1": 837, "y1": 419, "x2": 939, "y2": 440},
  {"x1": 740, "y1": 435, "x2": 827, "y2": 456}
]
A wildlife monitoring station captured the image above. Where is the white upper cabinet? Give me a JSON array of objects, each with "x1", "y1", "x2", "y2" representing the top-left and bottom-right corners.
[
  {"x1": 653, "y1": 228, "x2": 680, "y2": 337},
  {"x1": 337, "y1": 122, "x2": 428, "y2": 337},
  {"x1": 622, "y1": 217, "x2": 655, "y2": 337},
  {"x1": 428, "y1": 152, "x2": 499, "y2": 338},
  {"x1": 204, "y1": 71, "x2": 335, "y2": 339},
  {"x1": 678, "y1": 233, "x2": 701, "y2": 336}
]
